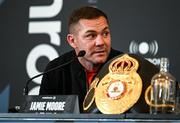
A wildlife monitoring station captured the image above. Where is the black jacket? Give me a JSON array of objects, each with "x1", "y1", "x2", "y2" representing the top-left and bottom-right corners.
[{"x1": 39, "y1": 48, "x2": 123, "y2": 112}]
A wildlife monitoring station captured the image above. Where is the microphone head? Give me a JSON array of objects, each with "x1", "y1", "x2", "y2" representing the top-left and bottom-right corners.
[{"x1": 77, "y1": 50, "x2": 86, "y2": 57}]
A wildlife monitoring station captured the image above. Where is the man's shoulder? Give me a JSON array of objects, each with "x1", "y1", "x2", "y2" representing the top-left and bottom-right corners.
[
  {"x1": 46, "y1": 50, "x2": 75, "y2": 69},
  {"x1": 108, "y1": 48, "x2": 123, "y2": 60},
  {"x1": 111, "y1": 48, "x2": 123, "y2": 54}
]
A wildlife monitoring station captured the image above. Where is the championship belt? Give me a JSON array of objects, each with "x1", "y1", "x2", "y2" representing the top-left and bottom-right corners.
[{"x1": 83, "y1": 54, "x2": 143, "y2": 114}]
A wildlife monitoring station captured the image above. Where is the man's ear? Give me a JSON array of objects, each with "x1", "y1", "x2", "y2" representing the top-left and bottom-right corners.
[{"x1": 67, "y1": 34, "x2": 77, "y2": 49}]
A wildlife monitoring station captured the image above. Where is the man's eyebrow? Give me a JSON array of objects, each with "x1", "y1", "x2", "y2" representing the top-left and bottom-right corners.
[
  {"x1": 85, "y1": 26, "x2": 110, "y2": 34},
  {"x1": 103, "y1": 26, "x2": 109, "y2": 31},
  {"x1": 85, "y1": 30, "x2": 96, "y2": 34}
]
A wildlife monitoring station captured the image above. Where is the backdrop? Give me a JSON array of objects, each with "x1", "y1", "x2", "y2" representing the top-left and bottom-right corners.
[{"x1": 0, "y1": 0, "x2": 180, "y2": 109}]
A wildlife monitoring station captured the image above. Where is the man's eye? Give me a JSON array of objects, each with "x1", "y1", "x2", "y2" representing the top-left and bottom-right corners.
[
  {"x1": 102, "y1": 31, "x2": 109, "y2": 37},
  {"x1": 86, "y1": 34, "x2": 96, "y2": 39}
]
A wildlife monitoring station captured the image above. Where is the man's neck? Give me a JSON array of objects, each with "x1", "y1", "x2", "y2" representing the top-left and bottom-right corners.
[{"x1": 78, "y1": 58, "x2": 100, "y2": 72}]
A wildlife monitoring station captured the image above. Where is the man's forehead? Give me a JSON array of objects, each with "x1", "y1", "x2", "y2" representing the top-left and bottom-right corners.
[
  {"x1": 79, "y1": 16, "x2": 108, "y2": 27},
  {"x1": 71, "y1": 16, "x2": 109, "y2": 34},
  {"x1": 78, "y1": 18, "x2": 109, "y2": 32}
]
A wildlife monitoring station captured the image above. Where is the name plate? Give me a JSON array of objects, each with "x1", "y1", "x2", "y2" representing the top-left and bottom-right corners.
[{"x1": 20, "y1": 95, "x2": 79, "y2": 114}]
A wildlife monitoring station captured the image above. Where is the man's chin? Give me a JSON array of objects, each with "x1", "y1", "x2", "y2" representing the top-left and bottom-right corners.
[
  {"x1": 91, "y1": 53, "x2": 109, "y2": 64},
  {"x1": 93, "y1": 57, "x2": 107, "y2": 64}
]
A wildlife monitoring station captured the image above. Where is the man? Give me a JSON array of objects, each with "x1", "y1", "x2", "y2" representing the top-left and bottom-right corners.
[{"x1": 39, "y1": 6, "x2": 123, "y2": 112}]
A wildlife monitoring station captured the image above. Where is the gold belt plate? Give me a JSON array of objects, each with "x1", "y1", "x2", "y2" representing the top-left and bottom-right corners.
[{"x1": 84, "y1": 54, "x2": 143, "y2": 114}]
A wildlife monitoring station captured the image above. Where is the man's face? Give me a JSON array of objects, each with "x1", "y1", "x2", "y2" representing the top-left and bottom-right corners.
[{"x1": 68, "y1": 16, "x2": 111, "y2": 65}]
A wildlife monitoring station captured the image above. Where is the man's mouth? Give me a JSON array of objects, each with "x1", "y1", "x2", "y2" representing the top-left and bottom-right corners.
[
  {"x1": 94, "y1": 49, "x2": 106, "y2": 53},
  {"x1": 93, "y1": 50, "x2": 107, "y2": 56},
  {"x1": 95, "y1": 50, "x2": 105, "y2": 53}
]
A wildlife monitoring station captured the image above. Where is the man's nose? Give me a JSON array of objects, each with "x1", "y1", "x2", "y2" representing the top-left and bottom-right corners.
[{"x1": 95, "y1": 35, "x2": 105, "y2": 46}]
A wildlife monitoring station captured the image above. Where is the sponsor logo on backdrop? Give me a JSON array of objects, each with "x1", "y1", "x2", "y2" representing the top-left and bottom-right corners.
[
  {"x1": 129, "y1": 40, "x2": 158, "y2": 56},
  {"x1": 26, "y1": 0, "x2": 63, "y2": 95},
  {"x1": 129, "y1": 40, "x2": 161, "y2": 66}
]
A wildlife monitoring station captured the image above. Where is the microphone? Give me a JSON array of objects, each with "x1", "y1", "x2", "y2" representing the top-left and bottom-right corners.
[{"x1": 23, "y1": 50, "x2": 86, "y2": 95}]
